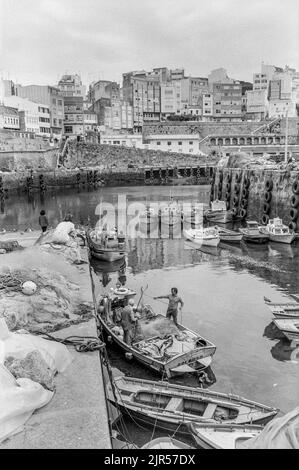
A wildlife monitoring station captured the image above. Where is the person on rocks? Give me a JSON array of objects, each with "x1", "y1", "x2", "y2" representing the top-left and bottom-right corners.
[
  {"x1": 39, "y1": 210, "x2": 49, "y2": 233},
  {"x1": 154, "y1": 287, "x2": 184, "y2": 326}
]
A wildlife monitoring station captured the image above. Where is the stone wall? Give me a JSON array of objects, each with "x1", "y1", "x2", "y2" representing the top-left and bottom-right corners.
[
  {"x1": 0, "y1": 148, "x2": 59, "y2": 172},
  {"x1": 212, "y1": 167, "x2": 299, "y2": 229}
]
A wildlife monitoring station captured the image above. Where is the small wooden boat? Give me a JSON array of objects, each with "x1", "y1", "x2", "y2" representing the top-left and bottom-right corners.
[
  {"x1": 264, "y1": 296, "x2": 299, "y2": 315},
  {"x1": 273, "y1": 319, "x2": 299, "y2": 342},
  {"x1": 204, "y1": 200, "x2": 233, "y2": 224},
  {"x1": 215, "y1": 226, "x2": 243, "y2": 243},
  {"x1": 142, "y1": 437, "x2": 194, "y2": 449},
  {"x1": 97, "y1": 291, "x2": 216, "y2": 378},
  {"x1": 183, "y1": 227, "x2": 220, "y2": 247},
  {"x1": 107, "y1": 376, "x2": 279, "y2": 433},
  {"x1": 239, "y1": 221, "x2": 269, "y2": 244},
  {"x1": 259, "y1": 218, "x2": 296, "y2": 244},
  {"x1": 188, "y1": 422, "x2": 263, "y2": 449},
  {"x1": 87, "y1": 228, "x2": 126, "y2": 262}
]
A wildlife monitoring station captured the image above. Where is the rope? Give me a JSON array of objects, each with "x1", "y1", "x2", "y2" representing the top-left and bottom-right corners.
[{"x1": 38, "y1": 332, "x2": 105, "y2": 353}]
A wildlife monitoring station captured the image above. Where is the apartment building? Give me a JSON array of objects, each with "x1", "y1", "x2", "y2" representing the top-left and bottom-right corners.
[
  {"x1": 212, "y1": 82, "x2": 242, "y2": 121},
  {"x1": 0, "y1": 105, "x2": 20, "y2": 130}
]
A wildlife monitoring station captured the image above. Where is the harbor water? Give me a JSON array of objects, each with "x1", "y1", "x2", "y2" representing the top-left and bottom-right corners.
[{"x1": 1, "y1": 185, "x2": 299, "y2": 447}]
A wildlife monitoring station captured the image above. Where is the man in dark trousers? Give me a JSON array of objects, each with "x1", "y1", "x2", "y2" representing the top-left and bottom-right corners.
[
  {"x1": 38, "y1": 210, "x2": 49, "y2": 233},
  {"x1": 154, "y1": 287, "x2": 184, "y2": 326},
  {"x1": 120, "y1": 298, "x2": 140, "y2": 345}
]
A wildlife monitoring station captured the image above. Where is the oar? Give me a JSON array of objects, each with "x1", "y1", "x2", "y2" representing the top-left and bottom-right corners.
[{"x1": 133, "y1": 284, "x2": 149, "y2": 340}]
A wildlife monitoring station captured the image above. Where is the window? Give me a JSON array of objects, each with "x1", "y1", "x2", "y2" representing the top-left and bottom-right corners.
[
  {"x1": 58, "y1": 100, "x2": 63, "y2": 106},
  {"x1": 178, "y1": 142, "x2": 182, "y2": 145},
  {"x1": 65, "y1": 126, "x2": 73, "y2": 133},
  {"x1": 167, "y1": 142, "x2": 171, "y2": 146},
  {"x1": 189, "y1": 141, "x2": 193, "y2": 145},
  {"x1": 157, "y1": 142, "x2": 161, "y2": 145}
]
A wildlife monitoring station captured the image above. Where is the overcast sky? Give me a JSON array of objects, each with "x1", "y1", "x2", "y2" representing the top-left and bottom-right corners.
[{"x1": 1, "y1": 0, "x2": 298, "y2": 87}]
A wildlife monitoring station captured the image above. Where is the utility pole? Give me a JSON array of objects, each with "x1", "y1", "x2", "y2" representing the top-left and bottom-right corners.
[{"x1": 284, "y1": 109, "x2": 289, "y2": 164}]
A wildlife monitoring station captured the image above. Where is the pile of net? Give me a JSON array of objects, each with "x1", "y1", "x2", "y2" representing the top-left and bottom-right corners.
[{"x1": 0, "y1": 266, "x2": 92, "y2": 333}]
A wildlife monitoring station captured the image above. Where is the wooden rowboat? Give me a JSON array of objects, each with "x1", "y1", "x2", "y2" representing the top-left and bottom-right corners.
[
  {"x1": 107, "y1": 376, "x2": 279, "y2": 433},
  {"x1": 215, "y1": 226, "x2": 243, "y2": 243},
  {"x1": 188, "y1": 422, "x2": 263, "y2": 449},
  {"x1": 264, "y1": 297, "x2": 299, "y2": 317},
  {"x1": 273, "y1": 319, "x2": 299, "y2": 342},
  {"x1": 97, "y1": 292, "x2": 216, "y2": 378},
  {"x1": 142, "y1": 437, "x2": 194, "y2": 449}
]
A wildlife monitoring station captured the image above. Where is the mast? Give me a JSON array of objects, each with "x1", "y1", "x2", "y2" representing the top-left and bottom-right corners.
[{"x1": 284, "y1": 109, "x2": 289, "y2": 164}]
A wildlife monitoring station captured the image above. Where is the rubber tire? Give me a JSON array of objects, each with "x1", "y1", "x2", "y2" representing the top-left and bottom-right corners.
[
  {"x1": 291, "y1": 195, "x2": 299, "y2": 208},
  {"x1": 225, "y1": 192, "x2": 231, "y2": 201},
  {"x1": 226, "y1": 200, "x2": 230, "y2": 210},
  {"x1": 289, "y1": 221, "x2": 297, "y2": 232},
  {"x1": 261, "y1": 214, "x2": 269, "y2": 225},
  {"x1": 227, "y1": 174, "x2": 231, "y2": 183},
  {"x1": 233, "y1": 196, "x2": 239, "y2": 205},
  {"x1": 264, "y1": 191, "x2": 272, "y2": 203},
  {"x1": 263, "y1": 202, "x2": 270, "y2": 214},
  {"x1": 226, "y1": 183, "x2": 231, "y2": 192},
  {"x1": 231, "y1": 208, "x2": 238, "y2": 217},
  {"x1": 235, "y1": 173, "x2": 241, "y2": 183},
  {"x1": 242, "y1": 188, "x2": 248, "y2": 199},
  {"x1": 290, "y1": 208, "x2": 299, "y2": 221},
  {"x1": 234, "y1": 184, "x2": 240, "y2": 194},
  {"x1": 240, "y1": 208, "x2": 247, "y2": 219},
  {"x1": 240, "y1": 198, "x2": 248, "y2": 209},
  {"x1": 292, "y1": 180, "x2": 299, "y2": 195},
  {"x1": 265, "y1": 179, "x2": 273, "y2": 191}
]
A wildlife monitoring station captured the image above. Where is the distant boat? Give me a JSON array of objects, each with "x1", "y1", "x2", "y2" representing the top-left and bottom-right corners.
[
  {"x1": 215, "y1": 226, "x2": 243, "y2": 243},
  {"x1": 273, "y1": 319, "x2": 299, "y2": 342},
  {"x1": 87, "y1": 228, "x2": 126, "y2": 262},
  {"x1": 142, "y1": 437, "x2": 194, "y2": 449},
  {"x1": 204, "y1": 200, "x2": 233, "y2": 224},
  {"x1": 239, "y1": 221, "x2": 269, "y2": 244},
  {"x1": 183, "y1": 227, "x2": 220, "y2": 247},
  {"x1": 188, "y1": 422, "x2": 263, "y2": 449},
  {"x1": 259, "y1": 218, "x2": 296, "y2": 244},
  {"x1": 107, "y1": 376, "x2": 279, "y2": 433}
]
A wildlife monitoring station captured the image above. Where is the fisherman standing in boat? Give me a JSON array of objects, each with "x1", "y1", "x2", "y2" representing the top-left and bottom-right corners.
[
  {"x1": 120, "y1": 298, "x2": 141, "y2": 345},
  {"x1": 154, "y1": 287, "x2": 184, "y2": 326}
]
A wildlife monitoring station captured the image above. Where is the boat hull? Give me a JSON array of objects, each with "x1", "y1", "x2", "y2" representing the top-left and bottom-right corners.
[
  {"x1": 242, "y1": 235, "x2": 269, "y2": 244},
  {"x1": 189, "y1": 423, "x2": 263, "y2": 449},
  {"x1": 205, "y1": 211, "x2": 233, "y2": 224},
  {"x1": 269, "y1": 234, "x2": 296, "y2": 244},
  {"x1": 183, "y1": 230, "x2": 220, "y2": 247},
  {"x1": 219, "y1": 234, "x2": 243, "y2": 243},
  {"x1": 90, "y1": 248, "x2": 125, "y2": 262}
]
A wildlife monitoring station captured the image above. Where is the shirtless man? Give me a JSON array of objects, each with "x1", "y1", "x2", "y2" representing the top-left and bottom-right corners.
[{"x1": 154, "y1": 287, "x2": 184, "y2": 326}]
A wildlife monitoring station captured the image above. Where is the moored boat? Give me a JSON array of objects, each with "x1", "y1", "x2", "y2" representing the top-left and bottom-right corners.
[
  {"x1": 215, "y1": 226, "x2": 243, "y2": 243},
  {"x1": 183, "y1": 227, "x2": 220, "y2": 247},
  {"x1": 264, "y1": 296, "x2": 299, "y2": 315},
  {"x1": 142, "y1": 437, "x2": 194, "y2": 449},
  {"x1": 97, "y1": 289, "x2": 216, "y2": 378},
  {"x1": 204, "y1": 200, "x2": 233, "y2": 224},
  {"x1": 107, "y1": 376, "x2": 279, "y2": 433},
  {"x1": 87, "y1": 228, "x2": 126, "y2": 262},
  {"x1": 188, "y1": 422, "x2": 263, "y2": 449},
  {"x1": 259, "y1": 218, "x2": 296, "y2": 244},
  {"x1": 239, "y1": 221, "x2": 269, "y2": 244},
  {"x1": 273, "y1": 319, "x2": 299, "y2": 342}
]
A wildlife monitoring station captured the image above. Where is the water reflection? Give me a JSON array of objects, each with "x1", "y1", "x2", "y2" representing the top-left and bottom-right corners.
[
  {"x1": 271, "y1": 339, "x2": 299, "y2": 363},
  {"x1": 263, "y1": 322, "x2": 285, "y2": 341}
]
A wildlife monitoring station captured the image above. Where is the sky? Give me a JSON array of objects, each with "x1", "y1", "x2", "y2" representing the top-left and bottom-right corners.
[{"x1": 0, "y1": 0, "x2": 298, "y2": 88}]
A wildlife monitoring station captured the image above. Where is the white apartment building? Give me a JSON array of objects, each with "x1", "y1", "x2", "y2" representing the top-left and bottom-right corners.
[
  {"x1": 202, "y1": 93, "x2": 213, "y2": 119},
  {"x1": 4, "y1": 96, "x2": 40, "y2": 134},
  {"x1": 246, "y1": 89, "x2": 269, "y2": 120},
  {"x1": 160, "y1": 82, "x2": 181, "y2": 117}
]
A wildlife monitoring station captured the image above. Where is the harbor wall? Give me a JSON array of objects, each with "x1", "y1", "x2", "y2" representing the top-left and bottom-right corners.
[
  {"x1": 0, "y1": 148, "x2": 59, "y2": 172},
  {"x1": 211, "y1": 167, "x2": 299, "y2": 230}
]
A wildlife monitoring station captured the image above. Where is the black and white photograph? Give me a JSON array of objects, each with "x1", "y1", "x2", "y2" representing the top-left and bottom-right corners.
[{"x1": 0, "y1": 0, "x2": 299, "y2": 455}]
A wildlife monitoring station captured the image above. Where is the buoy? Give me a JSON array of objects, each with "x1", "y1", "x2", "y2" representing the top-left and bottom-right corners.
[
  {"x1": 125, "y1": 352, "x2": 133, "y2": 361},
  {"x1": 22, "y1": 281, "x2": 37, "y2": 296}
]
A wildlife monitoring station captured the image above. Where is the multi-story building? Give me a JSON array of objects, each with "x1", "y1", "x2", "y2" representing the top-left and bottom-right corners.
[
  {"x1": 160, "y1": 82, "x2": 181, "y2": 118},
  {"x1": 202, "y1": 93, "x2": 213, "y2": 120},
  {"x1": 88, "y1": 80, "x2": 120, "y2": 126},
  {"x1": 38, "y1": 105, "x2": 51, "y2": 137},
  {"x1": 208, "y1": 68, "x2": 233, "y2": 90},
  {"x1": 0, "y1": 105, "x2": 20, "y2": 130},
  {"x1": 170, "y1": 68, "x2": 185, "y2": 81},
  {"x1": 3, "y1": 96, "x2": 40, "y2": 134},
  {"x1": 15, "y1": 84, "x2": 64, "y2": 137},
  {"x1": 188, "y1": 77, "x2": 209, "y2": 106},
  {"x1": 212, "y1": 82, "x2": 242, "y2": 121},
  {"x1": 63, "y1": 96, "x2": 84, "y2": 136},
  {"x1": 83, "y1": 110, "x2": 98, "y2": 132},
  {"x1": 104, "y1": 103, "x2": 133, "y2": 131},
  {"x1": 268, "y1": 67, "x2": 298, "y2": 118},
  {"x1": 246, "y1": 89, "x2": 269, "y2": 120},
  {"x1": 57, "y1": 74, "x2": 86, "y2": 98}
]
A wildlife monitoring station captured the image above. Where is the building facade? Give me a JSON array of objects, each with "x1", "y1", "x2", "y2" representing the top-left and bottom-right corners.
[
  {"x1": 58, "y1": 74, "x2": 86, "y2": 98},
  {"x1": 0, "y1": 105, "x2": 20, "y2": 130},
  {"x1": 212, "y1": 82, "x2": 242, "y2": 121}
]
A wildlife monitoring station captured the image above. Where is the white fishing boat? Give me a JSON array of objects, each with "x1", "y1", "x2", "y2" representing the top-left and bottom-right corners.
[
  {"x1": 273, "y1": 319, "x2": 299, "y2": 342},
  {"x1": 215, "y1": 226, "x2": 243, "y2": 243},
  {"x1": 183, "y1": 227, "x2": 220, "y2": 247},
  {"x1": 97, "y1": 289, "x2": 216, "y2": 378},
  {"x1": 239, "y1": 221, "x2": 269, "y2": 244},
  {"x1": 189, "y1": 423, "x2": 263, "y2": 449},
  {"x1": 259, "y1": 218, "x2": 296, "y2": 244},
  {"x1": 204, "y1": 200, "x2": 233, "y2": 224},
  {"x1": 142, "y1": 437, "x2": 194, "y2": 449},
  {"x1": 107, "y1": 376, "x2": 279, "y2": 434},
  {"x1": 264, "y1": 296, "x2": 299, "y2": 316}
]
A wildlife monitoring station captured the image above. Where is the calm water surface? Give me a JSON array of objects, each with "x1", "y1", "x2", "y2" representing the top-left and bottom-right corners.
[{"x1": 1, "y1": 185, "x2": 299, "y2": 447}]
